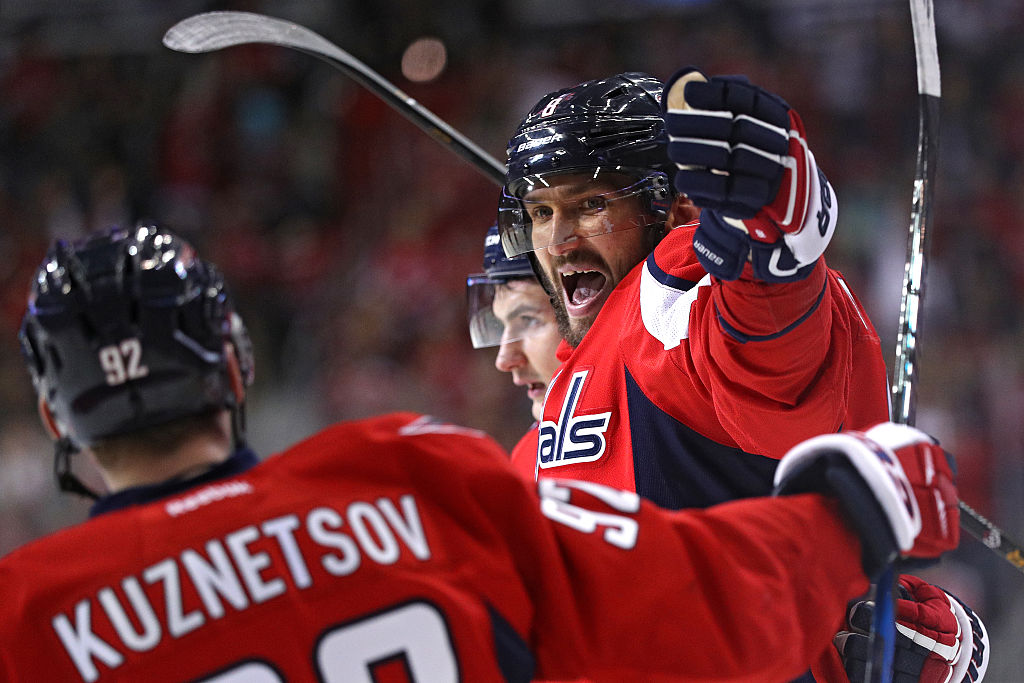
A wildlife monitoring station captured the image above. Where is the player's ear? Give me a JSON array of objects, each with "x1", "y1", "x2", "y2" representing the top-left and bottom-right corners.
[
  {"x1": 37, "y1": 395, "x2": 62, "y2": 440},
  {"x1": 667, "y1": 193, "x2": 700, "y2": 228},
  {"x1": 224, "y1": 342, "x2": 246, "y2": 404}
]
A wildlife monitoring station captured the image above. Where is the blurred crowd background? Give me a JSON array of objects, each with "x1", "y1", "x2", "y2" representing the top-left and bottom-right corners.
[{"x1": 1, "y1": 0, "x2": 1022, "y2": 676}]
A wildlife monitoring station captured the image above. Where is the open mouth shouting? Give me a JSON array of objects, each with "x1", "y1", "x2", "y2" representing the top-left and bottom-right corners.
[{"x1": 559, "y1": 266, "x2": 610, "y2": 318}]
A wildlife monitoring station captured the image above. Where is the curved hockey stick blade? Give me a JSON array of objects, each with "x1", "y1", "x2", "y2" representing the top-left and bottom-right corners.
[
  {"x1": 164, "y1": 10, "x2": 342, "y2": 56},
  {"x1": 163, "y1": 11, "x2": 507, "y2": 186}
]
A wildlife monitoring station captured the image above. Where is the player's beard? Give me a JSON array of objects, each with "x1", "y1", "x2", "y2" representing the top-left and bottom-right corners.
[{"x1": 532, "y1": 222, "x2": 663, "y2": 349}]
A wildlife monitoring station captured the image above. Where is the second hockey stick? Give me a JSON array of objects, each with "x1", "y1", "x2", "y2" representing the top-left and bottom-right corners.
[
  {"x1": 867, "y1": 0, "x2": 944, "y2": 678},
  {"x1": 889, "y1": 0, "x2": 1024, "y2": 574},
  {"x1": 872, "y1": 0, "x2": 1023, "y2": 680},
  {"x1": 163, "y1": 11, "x2": 507, "y2": 187}
]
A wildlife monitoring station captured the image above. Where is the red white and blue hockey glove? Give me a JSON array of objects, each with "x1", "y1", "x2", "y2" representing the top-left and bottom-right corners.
[
  {"x1": 773, "y1": 422, "x2": 960, "y2": 580},
  {"x1": 836, "y1": 574, "x2": 990, "y2": 683},
  {"x1": 662, "y1": 67, "x2": 836, "y2": 283}
]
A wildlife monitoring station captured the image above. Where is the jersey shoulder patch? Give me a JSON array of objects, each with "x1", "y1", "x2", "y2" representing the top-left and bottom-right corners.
[{"x1": 640, "y1": 253, "x2": 712, "y2": 351}]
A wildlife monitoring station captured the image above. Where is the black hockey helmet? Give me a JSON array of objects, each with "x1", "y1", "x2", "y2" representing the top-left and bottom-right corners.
[
  {"x1": 19, "y1": 226, "x2": 254, "y2": 476},
  {"x1": 466, "y1": 224, "x2": 539, "y2": 348},
  {"x1": 482, "y1": 222, "x2": 535, "y2": 281},
  {"x1": 499, "y1": 72, "x2": 674, "y2": 257}
]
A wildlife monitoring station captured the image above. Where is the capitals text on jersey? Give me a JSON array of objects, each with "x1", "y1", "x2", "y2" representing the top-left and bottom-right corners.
[{"x1": 538, "y1": 370, "x2": 612, "y2": 469}]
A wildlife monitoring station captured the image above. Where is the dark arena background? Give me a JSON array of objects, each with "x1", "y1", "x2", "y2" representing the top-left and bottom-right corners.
[{"x1": 1, "y1": 1, "x2": 1022, "y2": 677}]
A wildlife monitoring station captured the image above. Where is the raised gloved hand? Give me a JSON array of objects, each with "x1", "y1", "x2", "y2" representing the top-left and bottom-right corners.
[
  {"x1": 836, "y1": 574, "x2": 990, "y2": 683},
  {"x1": 662, "y1": 67, "x2": 836, "y2": 283},
  {"x1": 773, "y1": 422, "x2": 960, "y2": 579}
]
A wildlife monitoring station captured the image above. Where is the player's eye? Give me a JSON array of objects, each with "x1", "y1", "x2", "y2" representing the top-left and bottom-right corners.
[
  {"x1": 529, "y1": 205, "x2": 553, "y2": 222},
  {"x1": 581, "y1": 195, "x2": 608, "y2": 212}
]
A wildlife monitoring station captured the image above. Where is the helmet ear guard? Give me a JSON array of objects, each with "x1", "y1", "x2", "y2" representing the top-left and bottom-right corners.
[
  {"x1": 643, "y1": 172, "x2": 672, "y2": 215},
  {"x1": 36, "y1": 395, "x2": 62, "y2": 441},
  {"x1": 226, "y1": 311, "x2": 255, "y2": 399}
]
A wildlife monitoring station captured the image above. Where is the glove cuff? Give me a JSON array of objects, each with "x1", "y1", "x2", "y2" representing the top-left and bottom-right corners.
[
  {"x1": 773, "y1": 431, "x2": 925, "y2": 578},
  {"x1": 779, "y1": 159, "x2": 836, "y2": 264},
  {"x1": 693, "y1": 213, "x2": 749, "y2": 281},
  {"x1": 946, "y1": 590, "x2": 990, "y2": 683},
  {"x1": 774, "y1": 432, "x2": 921, "y2": 552},
  {"x1": 748, "y1": 241, "x2": 819, "y2": 283}
]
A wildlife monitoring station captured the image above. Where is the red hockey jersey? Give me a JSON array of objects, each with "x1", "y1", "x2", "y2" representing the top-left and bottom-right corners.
[
  {"x1": 510, "y1": 423, "x2": 539, "y2": 481},
  {"x1": 0, "y1": 412, "x2": 870, "y2": 682},
  {"x1": 535, "y1": 222, "x2": 891, "y2": 510}
]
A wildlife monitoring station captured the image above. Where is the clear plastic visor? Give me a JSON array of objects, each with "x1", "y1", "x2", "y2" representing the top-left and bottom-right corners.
[
  {"x1": 466, "y1": 275, "x2": 548, "y2": 349},
  {"x1": 467, "y1": 275, "x2": 506, "y2": 348},
  {"x1": 498, "y1": 172, "x2": 668, "y2": 257}
]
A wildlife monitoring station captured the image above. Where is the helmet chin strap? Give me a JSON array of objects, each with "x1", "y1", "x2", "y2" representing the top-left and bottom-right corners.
[
  {"x1": 42, "y1": 397, "x2": 100, "y2": 499},
  {"x1": 231, "y1": 402, "x2": 248, "y2": 451},
  {"x1": 53, "y1": 437, "x2": 100, "y2": 500},
  {"x1": 525, "y1": 251, "x2": 552, "y2": 297},
  {"x1": 225, "y1": 341, "x2": 249, "y2": 452}
]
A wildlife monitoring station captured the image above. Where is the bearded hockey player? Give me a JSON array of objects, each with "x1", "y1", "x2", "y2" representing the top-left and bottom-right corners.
[{"x1": 497, "y1": 69, "x2": 987, "y2": 683}]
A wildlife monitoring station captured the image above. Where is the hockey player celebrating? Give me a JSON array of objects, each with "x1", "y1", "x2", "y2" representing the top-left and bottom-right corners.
[
  {"x1": 497, "y1": 69, "x2": 889, "y2": 500},
  {"x1": 467, "y1": 223, "x2": 561, "y2": 479},
  {"x1": 497, "y1": 70, "x2": 987, "y2": 682},
  {"x1": 1, "y1": 226, "x2": 972, "y2": 681}
]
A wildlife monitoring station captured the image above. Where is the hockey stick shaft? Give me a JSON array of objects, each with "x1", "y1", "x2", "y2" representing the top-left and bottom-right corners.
[
  {"x1": 163, "y1": 11, "x2": 507, "y2": 187},
  {"x1": 868, "y1": 2, "x2": 942, "y2": 681},
  {"x1": 891, "y1": 0, "x2": 1024, "y2": 572},
  {"x1": 865, "y1": 91, "x2": 941, "y2": 683},
  {"x1": 891, "y1": 2, "x2": 940, "y2": 429},
  {"x1": 872, "y1": 0, "x2": 1024, "y2": 680},
  {"x1": 960, "y1": 499, "x2": 1024, "y2": 569}
]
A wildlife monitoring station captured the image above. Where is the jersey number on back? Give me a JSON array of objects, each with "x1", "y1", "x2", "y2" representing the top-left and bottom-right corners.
[{"x1": 197, "y1": 601, "x2": 458, "y2": 682}]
